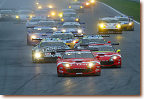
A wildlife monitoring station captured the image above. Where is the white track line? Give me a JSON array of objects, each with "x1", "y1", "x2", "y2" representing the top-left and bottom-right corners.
[{"x1": 98, "y1": 1, "x2": 140, "y2": 25}]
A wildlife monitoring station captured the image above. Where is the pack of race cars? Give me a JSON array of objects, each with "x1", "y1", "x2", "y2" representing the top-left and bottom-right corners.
[{"x1": 19, "y1": 0, "x2": 135, "y2": 77}]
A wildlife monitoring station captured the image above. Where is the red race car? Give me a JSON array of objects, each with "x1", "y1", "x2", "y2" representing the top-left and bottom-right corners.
[
  {"x1": 88, "y1": 43, "x2": 121, "y2": 68},
  {"x1": 57, "y1": 50, "x2": 101, "y2": 77}
]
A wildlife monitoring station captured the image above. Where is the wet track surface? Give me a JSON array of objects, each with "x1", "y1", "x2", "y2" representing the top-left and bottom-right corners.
[{"x1": 0, "y1": 0, "x2": 140, "y2": 95}]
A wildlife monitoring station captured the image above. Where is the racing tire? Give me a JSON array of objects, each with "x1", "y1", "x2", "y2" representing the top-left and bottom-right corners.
[
  {"x1": 94, "y1": 72, "x2": 101, "y2": 76},
  {"x1": 57, "y1": 73, "x2": 63, "y2": 77},
  {"x1": 130, "y1": 27, "x2": 134, "y2": 31},
  {"x1": 116, "y1": 65, "x2": 121, "y2": 68}
]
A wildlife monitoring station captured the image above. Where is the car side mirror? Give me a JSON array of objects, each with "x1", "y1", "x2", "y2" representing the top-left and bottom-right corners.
[
  {"x1": 107, "y1": 41, "x2": 111, "y2": 43},
  {"x1": 116, "y1": 49, "x2": 121, "y2": 53}
]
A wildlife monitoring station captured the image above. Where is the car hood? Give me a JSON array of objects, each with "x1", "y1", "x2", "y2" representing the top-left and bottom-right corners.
[
  {"x1": 92, "y1": 51, "x2": 121, "y2": 60},
  {"x1": 28, "y1": 33, "x2": 52, "y2": 38}
]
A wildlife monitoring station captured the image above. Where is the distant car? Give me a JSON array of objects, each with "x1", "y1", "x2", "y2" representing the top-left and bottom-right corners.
[
  {"x1": 36, "y1": 20, "x2": 57, "y2": 27},
  {"x1": 0, "y1": 9, "x2": 16, "y2": 21},
  {"x1": 69, "y1": 1, "x2": 84, "y2": 13},
  {"x1": 26, "y1": 17, "x2": 46, "y2": 28},
  {"x1": 15, "y1": 9, "x2": 34, "y2": 21},
  {"x1": 27, "y1": 26, "x2": 56, "y2": 45},
  {"x1": 61, "y1": 22, "x2": 85, "y2": 37},
  {"x1": 74, "y1": 35, "x2": 107, "y2": 49},
  {"x1": 61, "y1": 12, "x2": 80, "y2": 22},
  {"x1": 32, "y1": 38, "x2": 70, "y2": 63},
  {"x1": 97, "y1": 17, "x2": 122, "y2": 33},
  {"x1": 115, "y1": 16, "x2": 134, "y2": 31},
  {"x1": 82, "y1": 1, "x2": 91, "y2": 8},
  {"x1": 51, "y1": 32, "x2": 79, "y2": 49},
  {"x1": 57, "y1": 50, "x2": 101, "y2": 77},
  {"x1": 88, "y1": 43, "x2": 121, "y2": 68}
]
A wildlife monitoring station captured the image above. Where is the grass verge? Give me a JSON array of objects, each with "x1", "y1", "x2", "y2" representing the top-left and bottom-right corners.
[{"x1": 99, "y1": 0, "x2": 140, "y2": 22}]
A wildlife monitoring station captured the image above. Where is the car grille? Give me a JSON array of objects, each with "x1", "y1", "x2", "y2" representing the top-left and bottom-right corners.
[
  {"x1": 66, "y1": 69, "x2": 92, "y2": 73},
  {"x1": 100, "y1": 61, "x2": 114, "y2": 65}
]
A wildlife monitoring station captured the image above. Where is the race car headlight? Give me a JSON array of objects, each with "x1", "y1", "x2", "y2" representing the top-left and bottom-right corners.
[
  {"x1": 51, "y1": 12, "x2": 56, "y2": 16},
  {"x1": 88, "y1": 61, "x2": 99, "y2": 68},
  {"x1": 90, "y1": 0, "x2": 95, "y2": 3},
  {"x1": 116, "y1": 24, "x2": 121, "y2": 29},
  {"x1": 16, "y1": 15, "x2": 20, "y2": 19},
  {"x1": 52, "y1": 27, "x2": 57, "y2": 31},
  {"x1": 61, "y1": 18, "x2": 64, "y2": 22},
  {"x1": 86, "y1": 2, "x2": 90, "y2": 6},
  {"x1": 99, "y1": 23, "x2": 105, "y2": 29},
  {"x1": 72, "y1": 40, "x2": 76, "y2": 44},
  {"x1": 110, "y1": 55, "x2": 118, "y2": 60},
  {"x1": 34, "y1": 52, "x2": 41, "y2": 58},
  {"x1": 38, "y1": 5, "x2": 42, "y2": 9},
  {"x1": 80, "y1": 6, "x2": 83, "y2": 8},
  {"x1": 48, "y1": 5, "x2": 53, "y2": 8},
  {"x1": 78, "y1": 29, "x2": 82, "y2": 33},
  {"x1": 129, "y1": 22, "x2": 133, "y2": 26},
  {"x1": 62, "y1": 29, "x2": 66, "y2": 32},
  {"x1": 31, "y1": 35, "x2": 37, "y2": 39},
  {"x1": 62, "y1": 63, "x2": 70, "y2": 68},
  {"x1": 75, "y1": 18, "x2": 79, "y2": 22},
  {"x1": 58, "y1": 13, "x2": 63, "y2": 18}
]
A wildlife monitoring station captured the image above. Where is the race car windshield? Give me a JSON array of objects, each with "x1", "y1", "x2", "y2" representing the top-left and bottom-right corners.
[
  {"x1": 89, "y1": 45, "x2": 115, "y2": 51},
  {"x1": 31, "y1": 29, "x2": 54, "y2": 33},
  {"x1": 63, "y1": 25, "x2": 79, "y2": 28},
  {"x1": 40, "y1": 42, "x2": 67, "y2": 47},
  {"x1": 101, "y1": 20, "x2": 118, "y2": 23},
  {"x1": 51, "y1": 34, "x2": 74, "y2": 40},
  {"x1": 38, "y1": 22, "x2": 55, "y2": 26},
  {"x1": 81, "y1": 39, "x2": 105, "y2": 44},
  {"x1": 118, "y1": 18, "x2": 129, "y2": 21},
  {"x1": 63, "y1": 52, "x2": 94, "y2": 59},
  {"x1": 63, "y1": 14, "x2": 77, "y2": 17},
  {"x1": 30, "y1": 19, "x2": 41, "y2": 22}
]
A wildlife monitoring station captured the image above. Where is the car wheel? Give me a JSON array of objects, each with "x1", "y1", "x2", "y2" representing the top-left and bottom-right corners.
[
  {"x1": 94, "y1": 72, "x2": 101, "y2": 76},
  {"x1": 57, "y1": 73, "x2": 63, "y2": 77},
  {"x1": 116, "y1": 65, "x2": 121, "y2": 68},
  {"x1": 131, "y1": 27, "x2": 134, "y2": 31}
]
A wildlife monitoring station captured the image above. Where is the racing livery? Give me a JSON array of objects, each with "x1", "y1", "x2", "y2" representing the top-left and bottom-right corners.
[
  {"x1": 97, "y1": 17, "x2": 122, "y2": 33},
  {"x1": 116, "y1": 16, "x2": 134, "y2": 31},
  {"x1": 51, "y1": 32, "x2": 79, "y2": 49},
  {"x1": 32, "y1": 38, "x2": 70, "y2": 63},
  {"x1": 57, "y1": 50, "x2": 101, "y2": 76},
  {"x1": 89, "y1": 44, "x2": 121, "y2": 67}
]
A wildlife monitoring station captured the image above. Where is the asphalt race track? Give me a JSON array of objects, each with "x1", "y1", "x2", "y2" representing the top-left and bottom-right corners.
[{"x1": 0, "y1": 0, "x2": 140, "y2": 95}]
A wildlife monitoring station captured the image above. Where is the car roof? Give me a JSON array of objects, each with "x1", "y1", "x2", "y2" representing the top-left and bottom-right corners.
[
  {"x1": 41, "y1": 38, "x2": 62, "y2": 42},
  {"x1": 63, "y1": 22, "x2": 80, "y2": 25},
  {"x1": 52, "y1": 33, "x2": 73, "y2": 35},
  {"x1": 83, "y1": 35, "x2": 104, "y2": 39}
]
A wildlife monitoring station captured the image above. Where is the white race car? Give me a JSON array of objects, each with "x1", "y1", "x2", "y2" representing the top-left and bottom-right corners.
[
  {"x1": 15, "y1": 9, "x2": 34, "y2": 21},
  {"x1": 97, "y1": 17, "x2": 122, "y2": 33},
  {"x1": 61, "y1": 12, "x2": 80, "y2": 22},
  {"x1": 26, "y1": 16, "x2": 47, "y2": 28},
  {"x1": 69, "y1": 1, "x2": 84, "y2": 13},
  {"x1": 61, "y1": 22, "x2": 85, "y2": 37}
]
